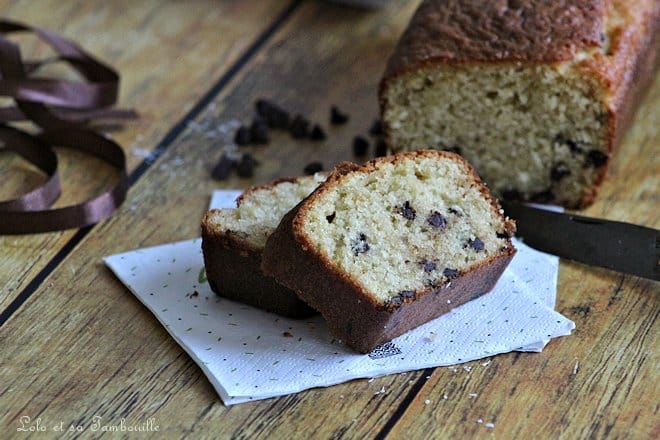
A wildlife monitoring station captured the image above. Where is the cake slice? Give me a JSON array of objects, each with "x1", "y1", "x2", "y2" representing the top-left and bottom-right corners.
[
  {"x1": 380, "y1": 0, "x2": 659, "y2": 208},
  {"x1": 201, "y1": 174, "x2": 326, "y2": 318},
  {"x1": 262, "y1": 150, "x2": 516, "y2": 352}
]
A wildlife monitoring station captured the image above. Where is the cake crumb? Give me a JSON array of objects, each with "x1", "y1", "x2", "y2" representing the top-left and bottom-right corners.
[
  {"x1": 374, "y1": 386, "x2": 386, "y2": 395},
  {"x1": 573, "y1": 360, "x2": 579, "y2": 375},
  {"x1": 443, "y1": 394, "x2": 448, "y2": 400},
  {"x1": 463, "y1": 365, "x2": 472, "y2": 373},
  {"x1": 477, "y1": 419, "x2": 483, "y2": 424},
  {"x1": 368, "y1": 378, "x2": 375, "y2": 383},
  {"x1": 424, "y1": 399, "x2": 431, "y2": 405},
  {"x1": 485, "y1": 423, "x2": 495, "y2": 429},
  {"x1": 482, "y1": 360, "x2": 491, "y2": 367},
  {"x1": 468, "y1": 393, "x2": 478, "y2": 398}
]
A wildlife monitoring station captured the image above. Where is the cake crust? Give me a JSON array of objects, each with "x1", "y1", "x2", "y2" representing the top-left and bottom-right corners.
[{"x1": 262, "y1": 151, "x2": 516, "y2": 353}]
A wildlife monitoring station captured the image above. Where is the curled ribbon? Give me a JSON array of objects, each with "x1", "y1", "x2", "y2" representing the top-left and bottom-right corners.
[{"x1": 0, "y1": 19, "x2": 136, "y2": 234}]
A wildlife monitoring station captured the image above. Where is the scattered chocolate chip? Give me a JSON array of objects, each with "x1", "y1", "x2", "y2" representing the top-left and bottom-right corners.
[
  {"x1": 351, "y1": 233, "x2": 369, "y2": 255},
  {"x1": 309, "y1": 124, "x2": 326, "y2": 141},
  {"x1": 304, "y1": 161, "x2": 323, "y2": 175},
  {"x1": 467, "y1": 237, "x2": 485, "y2": 251},
  {"x1": 502, "y1": 189, "x2": 523, "y2": 201},
  {"x1": 250, "y1": 118, "x2": 270, "y2": 144},
  {"x1": 369, "y1": 119, "x2": 383, "y2": 136},
  {"x1": 427, "y1": 211, "x2": 447, "y2": 229},
  {"x1": 530, "y1": 189, "x2": 555, "y2": 203},
  {"x1": 211, "y1": 153, "x2": 236, "y2": 180},
  {"x1": 330, "y1": 106, "x2": 349, "y2": 125},
  {"x1": 585, "y1": 149, "x2": 608, "y2": 168},
  {"x1": 448, "y1": 207, "x2": 462, "y2": 216},
  {"x1": 419, "y1": 260, "x2": 437, "y2": 273},
  {"x1": 375, "y1": 139, "x2": 388, "y2": 157},
  {"x1": 353, "y1": 136, "x2": 369, "y2": 157},
  {"x1": 496, "y1": 231, "x2": 511, "y2": 239},
  {"x1": 289, "y1": 114, "x2": 310, "y2": 138},
  {"x1": 326, "y1": 212, "x2": 336, "y2": 224},
  {"x1": 282, "y1": 331, "x2": 293, "y2": 337},
  {"x1": 237, "y1": 153, "x2": 258, "y2": 177},
  {"x1": 550, "y1": 162, "x2": 571, "y2": 181},
  {"x1": 256, "y1": 99, "x2": 290, "y2": 129},
  {"x1": 443, "y1": 268, "x2": 459, "y2": 279},
  {"x1": 234, "y1": 126, "x2": 252, "y2": 145},
  {"x1": 190, "y1": 290, "x2": 199, "y2": 298},
  {"x1": 398, "y1": 201, "x2": 416, "y2": 220}
]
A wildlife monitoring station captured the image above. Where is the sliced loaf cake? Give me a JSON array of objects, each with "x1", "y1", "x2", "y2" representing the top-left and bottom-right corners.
[
  {"x1": 261, "y1": 150, "x2": 516, "y2": 352},
  {"x1": 380, "y1": 0, "x2": 659, "y2": 208},
  {"x1": 201, "y1": 174, "x2": 326, "y2": 318}
]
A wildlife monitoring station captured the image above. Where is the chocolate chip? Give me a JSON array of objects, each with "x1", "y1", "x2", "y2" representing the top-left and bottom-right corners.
[
  {"x1": 398, "y1": 290, "x2": 415, "y2": 300},
  {"x1": 496, "y1": 231, "x2": 511, "y2": 239},
  {"x1": 256, "y1": 99, "x2": 290, "y2": 129},
  {"x1": 398, "y1": 201, "x2": 416, "y2": 220},
  {"x1": 531, "y1": 189, "x2": 555, "y2": 203},
  {"x1": 375, "y1": 139, "x2": 388, "y2": 157},
  {"x1": 550, "y1": 162, "x2": 571, "y2": 181},
  {"x1": 585, "y1": 150, "x2": 608, "y2": 168},
  {"x1": 502, "y1": 189, "x2": 523, "y2": 201},
  {"x1": 369, "y1": 119, "x2": 383, "y2": 136},
  {"x1": 250, "y1": 118, "x2": 270, "y2": 144},
  {"x1": 353, "y1": 136, "x2": 369, "y2": 156},
  {"x1": 467, "y1": 237, "x2": 485, "y2": 251},
  {"x1": 387, "y1": 296, "x2": 403, "y2": 307},
  {"x1": 289, "y1": 114, "x2": 310, "y2": 138},
  {"x1": 419, "y1": 260, "x2": 437, "y2": 273},
  {"x1": 309, "y1": 124, "x2": 326, "y2": 141},
  {"x1": 448, "y1": 207, "x2": 462, "y2": 216},
  {"x1": 326, "y1": 212, "x2": 336, "y2": 224},
  {"x1": 330, "y1": 106, "x2": 349, "y2": 125},
  {"x1": 351, "y1": 233, "x2": 369, "y2": 255},
  {"x1": 211, "y1": 153, "x2": 236, "y2": 181},
  {"x1": 234, "y1": 126, "x2": 252, "y2": 145},
  {"x1": 237, "y1": 153, "x2": 258, "y2": 178},
  {"x1": 443, "y1": 268, "x2": 459, "y2": 279},
  {"x1": 303, "y1": 161, "x2": 323, "y2": 175},
  {"x1": 427, "y1": 211, "x2": 447, "y2": 229}
]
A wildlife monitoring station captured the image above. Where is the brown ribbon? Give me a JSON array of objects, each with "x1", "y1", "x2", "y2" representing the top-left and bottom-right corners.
[{"x1": 0, "y1": 19, "x2": 135, "y2": 234}]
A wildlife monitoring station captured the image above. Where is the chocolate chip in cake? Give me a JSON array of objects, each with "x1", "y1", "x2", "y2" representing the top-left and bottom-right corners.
[
  {"x1": 256, "y1": 99, "x2": 290, "y2": 129},
  {"x1": 211, "y1": 153, "x2": 236, "y2": 181},
  {"x1": 330, "y1": 106, "x2": 349, "y2": 125},
  {"x1": 309, "y1": 124, "x2": 327, "y2": 141},
  {"x1": 237, "y1": 153, "x2": 258, "y2": 178},
  {"x1": 326, "y1": 212, "x2": 336, "y2": 224},
  {"x1": 234, "y1": 126, "x2": 252, "y2": 145},
  {"x1": 419, "y1": 260, "x2": 437, "y2": 273},
  {"x1": 550, "y1": 162, "x2": 571, "y2": 181},
  {"x1": 289, "y1": 114, "x2": 310, "y2": 139},
  {"x1": 250, "y1": 118, "x2": 270, "y2": 144},
  {"x1": 353, "y1": 136, "x2": 369, "y2": 157},
  {"x1": 585, "y1": 150, "x2": 609, "y2": 168},
  {"x1": 398, "y1": 201, "x2": 416, "y2": 220},
  {"x1": 369, "y1": 119, "x2": 383, "y2": 136},
  {"x1": 304, "y1": 161, "x2": 323, "y2": 175},
  {"x1": 448, "y1": 207, "x2": 462, "y2": 216},
  {"x1": 398, "y1": 290, "x2": 415, "y2": 300},
  {"x1": 443, "y1": 268, "x2": 459, "y2": 279},
  {"x1": 531, "y1": 189, "x2": 555, "y2": 203},
  {"x1": 427, "y1": 211, "x2": 447, "y2": 230},
  {"x1": 351, "y1": 233, "x2": 370, "y2": 255},
  {"x1": 467, "y1": 237, "x2": 485, "y2": 251},
  {"x1": 375, "y1": 139, "x2": 388, "y2": 157},
  {"x1": 496, "y1": 231, "x2": 511, "y2": 239}
]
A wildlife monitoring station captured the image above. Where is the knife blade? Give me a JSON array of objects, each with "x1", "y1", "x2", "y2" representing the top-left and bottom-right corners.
[{"x1": 500, "y1": 201, "x2": 660, "y2": 281}]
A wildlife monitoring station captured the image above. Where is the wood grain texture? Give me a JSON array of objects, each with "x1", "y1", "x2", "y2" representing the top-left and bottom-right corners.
[
  {"x1": 0, "y1": 0, "x2": 293, "y2": 310},
  {"x1": 0, "y1": 0, "x2": 658, "y2": 439}
]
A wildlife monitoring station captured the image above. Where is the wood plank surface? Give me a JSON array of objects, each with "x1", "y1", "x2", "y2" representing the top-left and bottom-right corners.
[
  {"x1": 0, "y1": 0, "x2": 294, "y2": 311},
  {"x1": 1, "y1": 0, "x2": 658, "y2": 439}
]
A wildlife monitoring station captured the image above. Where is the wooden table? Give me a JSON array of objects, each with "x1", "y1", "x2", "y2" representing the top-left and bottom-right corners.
[{"x1": 1, "y1": 1, "x2": 657, "y2": 438}]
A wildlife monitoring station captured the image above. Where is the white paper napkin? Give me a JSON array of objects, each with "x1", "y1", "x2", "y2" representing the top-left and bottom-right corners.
[{"x1": 104, "y1": 190, "x2": 574, "y2": 405}]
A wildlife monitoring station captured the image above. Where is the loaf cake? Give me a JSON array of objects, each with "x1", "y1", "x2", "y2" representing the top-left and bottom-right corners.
[
  {"x1": 261, "y1": 150, "x2": 516, "y2": 353},
  {"x1": 380, "y1": 0, "x2": 659, "y2": 208},
  {"x1": 201, "y1": 174, "x2": 326, "y2": 318}
]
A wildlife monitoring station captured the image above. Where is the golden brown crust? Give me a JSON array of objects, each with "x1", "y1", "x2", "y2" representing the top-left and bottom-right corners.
[
  {"x1": 261, "y1": 150, "x2": 516, "y2": 353},
  {"x1": 201, "y1": 211, "x2": 316, "y2": 319}
]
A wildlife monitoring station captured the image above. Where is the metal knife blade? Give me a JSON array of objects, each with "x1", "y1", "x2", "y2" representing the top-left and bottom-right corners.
[{"x1": 500, "y1": 201, "x2": 660, "y2": 281}]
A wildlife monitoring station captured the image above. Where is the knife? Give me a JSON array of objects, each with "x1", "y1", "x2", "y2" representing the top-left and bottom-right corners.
[{"x1": 500, "y1": 201, "x2": 660, "y2": 281}]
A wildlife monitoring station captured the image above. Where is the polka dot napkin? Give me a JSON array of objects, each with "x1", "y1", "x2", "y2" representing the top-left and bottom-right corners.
[{"x1": 103, "y1": 190, "x2": 574, "y2": 405}]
